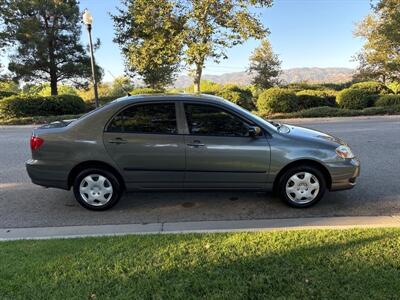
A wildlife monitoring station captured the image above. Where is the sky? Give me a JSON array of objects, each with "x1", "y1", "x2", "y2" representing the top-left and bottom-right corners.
[{"x1": 2, "y1": 0, "x2": 372, "y2": 82}]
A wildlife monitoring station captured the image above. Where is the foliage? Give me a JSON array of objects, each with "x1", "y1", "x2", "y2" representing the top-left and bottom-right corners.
[
  {"x1": 0, "y1": 95, "x2": 86, "y2": 118},
  {"x1": 375, "y1": 94, "x2": 400, "y2": 107},
  {"x1": 354, "y1": 0, "x2": 400, "y2": 83},
  {"x1": 129, "y1": 87, "x2": 164, "y2": 95},
  {"x1": 387, "y1": 81, "x2": 400, "y2": 94},
  {"x1": 182, "y1": 0, "x2": 273, "y2": 92},
  {"x1": 0, "y1": 114, "x2": 83, "y2": 125},
  {"x1": 112, "y1": 0, "x2": 185, "y2": 89},
  {"x1": 216, "y1": 85, "x2": 254, "y2": 110},
  {"x1": 0, "y1": 0, "x2": 103, "y2": 95},
  {"x1": 185, "y1": 80, "x2": 222, "y2": 95},
  {"x1": 350, "y1": 81, "x2": 391, "y2": 94},
  {"x1": 0, "y1": 91, "x2": 17, "y2": 99},
  {"x1": 257, "y1": 88, "x2": 298, "y2": 113},
  {"x1": 296, "y1": 90, "x2": 337, "y2": 110},
  {"x1": 258, "y1": 105, "x2": 400, "y2": 119},
  {"x1": 0, "y1": 80, "x2": 19, "y2": 93},
  {"x1": 22, "y1": 83, "x2": 78, "y2": 97},
  {"x1": 337, "y1": 88, "x2": 376, "y2": 110},
  {"x1": 248, "y1": 39, "x2": 281, "y2": 89},
  {"x1": 78, "y1": 76, "x2": 134, "y2": 102}
]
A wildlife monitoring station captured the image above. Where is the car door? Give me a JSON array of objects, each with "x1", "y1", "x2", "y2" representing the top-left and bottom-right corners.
[
  {"x1": 183, "y1": 102, "x2": 271, "y2": 189},
  {"x1": 103, "y1": 102, "x2": 185, "y2": 189}
]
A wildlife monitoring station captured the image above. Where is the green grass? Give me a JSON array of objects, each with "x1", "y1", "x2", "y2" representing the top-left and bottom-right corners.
[{"x1": 1, "y1": 229, "x2": 400, "y2": 299}]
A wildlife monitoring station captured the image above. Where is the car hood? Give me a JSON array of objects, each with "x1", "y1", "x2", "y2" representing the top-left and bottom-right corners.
[{"x1": 279, "y1": 124, "x2": 344, "y2": 146}]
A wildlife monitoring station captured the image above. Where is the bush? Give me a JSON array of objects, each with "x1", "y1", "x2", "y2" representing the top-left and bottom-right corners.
[
  {"x1": 257, "y1": 88, "x2": 298, "y2": 113},
  {"x1": 129, "y1": 87, "x2": 164, "y2": 95},
  {"x1": 216, "y1": 85, "x2": 254, "y2": 110},
  {"x1": 0, "y1": 95, "x2": 86, "y2": 118},
  {"x1": 296, "y1": 90, "x2": 337, "y2": 109},
  {"x1": 0, "y1": 91, "x2": 17, "y2": 99},
  {"x1": 336, "y1": 88, "x2": 377, "y2": 110},
  {"x1": 387, "y1": 81, "x2": 400, "y2": 94},
  {"x1": 350, "y1": 81, "x2": 391, "y2": 94},
  {"x1": 375, "y1": 94, "x2": 400, "y2": 107}
]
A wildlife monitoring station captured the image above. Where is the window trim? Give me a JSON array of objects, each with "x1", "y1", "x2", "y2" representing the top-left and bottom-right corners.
[
  {"x1": 182, "y1": 102, "x2": 258, "y2": 138},
  {"x1": 104, "y1": 101, "x2": 180, "y2": 135}
]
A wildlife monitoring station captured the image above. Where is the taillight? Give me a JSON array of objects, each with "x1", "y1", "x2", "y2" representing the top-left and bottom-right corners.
[{"x1": 30, "y1": 136, "x2": 44, "y2": 151}]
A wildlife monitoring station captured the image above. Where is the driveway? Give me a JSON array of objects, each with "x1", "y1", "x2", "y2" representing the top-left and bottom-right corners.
[{"x1": 1, "y1": 115, "x2": 399, "y2": 228}]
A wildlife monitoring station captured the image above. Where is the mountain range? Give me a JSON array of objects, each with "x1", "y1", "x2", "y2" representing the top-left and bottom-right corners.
[{"x1": 172, "y1": 67, "x2": 355, "y2": 88}]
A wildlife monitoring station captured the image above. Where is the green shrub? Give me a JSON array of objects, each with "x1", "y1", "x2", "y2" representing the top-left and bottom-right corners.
[
  {"x1": 375, "y1": 94, "x2": 400, "y2": 107},
  {"x1": 0, "y1": 91, "x2": 17, "y2": 99},
  {"x1": 0, "y1": 95, "x2": 86, "y2": 118},
  {"x1": 387, "y1": 81, "x2": 400, "y2": 94},
  {"x1": 257, "y1": 88, "x2": 298, "y2": 113},
  {"x1": 296, "y1": 90, "x2": 337, "y2": 109},
  {"x1": 217, "y1": 85, "x2": 254, "y2": 110},
  {"x1": 350, "y1": 81, "x2": 391, "y2": 94},
  {"x1": 336, "y1": 88, "x2": 377, "y2": 110},
  {"x1": 184, "y1": 80, "x2": 222, "y2": 95},
  {"x1": 129, "y1": 87, "x2": 164, "y2": 95}
]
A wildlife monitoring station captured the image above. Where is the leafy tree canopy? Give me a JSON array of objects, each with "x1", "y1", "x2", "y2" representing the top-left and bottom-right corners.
[
  {"x1": 248, "y1": 39, "x2": 281, "y2": 89},
  {"x1": 0, "y1": 0, "x2": 103, "y2": 95}
]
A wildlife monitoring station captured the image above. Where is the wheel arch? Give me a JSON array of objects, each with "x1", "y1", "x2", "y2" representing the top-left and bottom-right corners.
[
  {"x1": 273, "y1": 159, "x2": 332, "y2": 193},
  {"x1": 68, "y1": 160, "x2": 126, "y2": 190}
]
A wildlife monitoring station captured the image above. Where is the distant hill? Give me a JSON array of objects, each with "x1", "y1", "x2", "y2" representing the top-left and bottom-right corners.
[{"x1": 172, "y1": 67, "x2": 354, "y2": 88}]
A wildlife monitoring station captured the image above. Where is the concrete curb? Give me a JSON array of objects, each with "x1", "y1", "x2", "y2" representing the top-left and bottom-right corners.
[{"x1": 1, "y1": 215, "x2": 400, "y2": 241}]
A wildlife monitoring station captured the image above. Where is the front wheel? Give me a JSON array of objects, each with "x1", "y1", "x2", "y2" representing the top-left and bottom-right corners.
[
  {"x1": 278, "y1": 165, "x2": 326, "y2": 208},
  {"x1": 73, "y1": 168, "x2": 122, "y2": 211}
]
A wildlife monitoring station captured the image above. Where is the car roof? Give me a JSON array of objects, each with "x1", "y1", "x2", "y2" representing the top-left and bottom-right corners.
[{"x1": 113, "y1": 93, "x2": 225, "y2": 103}]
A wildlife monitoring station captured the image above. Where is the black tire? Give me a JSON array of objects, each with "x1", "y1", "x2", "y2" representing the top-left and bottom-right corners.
[
  {"x1": 278, "y1": 165, "x2": 326, "y2": 208},
  {"x1": 73, "y1": 168, "x2": 122, "y2": 211}
]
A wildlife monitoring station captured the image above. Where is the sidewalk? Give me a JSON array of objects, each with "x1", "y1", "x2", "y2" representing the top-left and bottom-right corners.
[{"x1": 2, "y1": 215, "x2": 400, "y2": 241}]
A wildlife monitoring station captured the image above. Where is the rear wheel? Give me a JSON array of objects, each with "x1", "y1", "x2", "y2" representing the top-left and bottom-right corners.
[
  {"x1": 73, "y1": 168, "x2": 122, "y2": 211},
  {"x1": 278, "y1": 165, "x2": 326, "y2": 208}
]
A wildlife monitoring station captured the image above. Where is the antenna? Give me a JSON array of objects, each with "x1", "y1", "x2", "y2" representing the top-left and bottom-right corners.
[{"x1": 107, "y1": 70, "x2": 131, "y2": 96}]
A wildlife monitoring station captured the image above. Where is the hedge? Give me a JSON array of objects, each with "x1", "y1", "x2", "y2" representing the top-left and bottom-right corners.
[
  {"x1": 216, "y1": 85, "x2": 254, "y2": 111},
  {"x1": 0, "y1": 95, "x2": 87, "y2": 118},
  {"x1": 0, "y1": 91, "x2": 17, "y2": 99},
  {"x1": 336, "y1": 88, "x2": 376, "y2": 110},
  {"x1": 129, "y1": 87, "x2": 164, "y2": 95},
  {"x1": 257, "y1": 88, "x2": 298, "y2": 113},
  {"x1": 375, "y1": 94, "x2": 400, "y2": 107},
  {"x1": 296, "y1": 89, "x2": 337, "y2": 110},
  {"x1": 350, "y1": 81, "x2": 391, "y2": 94}
]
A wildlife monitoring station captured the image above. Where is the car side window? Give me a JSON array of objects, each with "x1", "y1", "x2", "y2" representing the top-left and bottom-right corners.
[
  {"x1": 107, "y1": 103, "x2": 177, "y2": 134},
  {"x1": 184, "y1": 104, "x2": 250, "y2": 137}
]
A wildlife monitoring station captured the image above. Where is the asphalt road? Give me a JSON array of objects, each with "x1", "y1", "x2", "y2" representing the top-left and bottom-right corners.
[{"x1": 1, "y1": 115, "x2": 399, "y2": 228}]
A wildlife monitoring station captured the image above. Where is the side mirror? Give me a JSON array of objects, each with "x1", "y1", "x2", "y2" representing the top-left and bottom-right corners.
[{"x1": 248, "y1": 126, "x2": 261, "y2": 137}]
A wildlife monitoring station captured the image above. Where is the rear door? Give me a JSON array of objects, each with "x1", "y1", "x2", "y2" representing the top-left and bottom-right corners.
[
  {"x1": 183, "y1": 102, "x2": 270, "y2": 189},
  {"x1": 103, "y1": 102, "x2": 185, "y2": 189}
]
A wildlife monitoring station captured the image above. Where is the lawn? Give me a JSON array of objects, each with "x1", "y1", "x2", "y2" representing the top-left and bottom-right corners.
[{"x1": 1, "y1": 229, "x2": 400, "y2": 299}]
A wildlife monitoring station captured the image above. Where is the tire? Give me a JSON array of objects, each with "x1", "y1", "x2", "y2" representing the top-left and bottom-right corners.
[
  {"x1": 278, "y1": 165, "x2": 326, "y2": 208},
  {"x1": 73, "y1": 168, "x2": 122, "y2": 211}
]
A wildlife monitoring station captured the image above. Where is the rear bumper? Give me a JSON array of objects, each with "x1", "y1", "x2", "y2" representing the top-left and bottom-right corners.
[
  {"x1": 328, "y1": 158, "x2": 360, "y2": 191},
  {"x1": 26, "y1": 159, "x2": 70, "y2": 190}
]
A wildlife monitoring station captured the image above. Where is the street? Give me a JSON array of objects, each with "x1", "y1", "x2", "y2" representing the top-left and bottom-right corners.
[{"x1": 0, "y1": 115, "x2": 399, "y2": 228}]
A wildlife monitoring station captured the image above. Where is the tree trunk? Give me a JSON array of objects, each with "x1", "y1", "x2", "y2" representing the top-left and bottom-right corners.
[
  {"x1": 48, "y1": 38, "x2": 58, "y2": 95},
  {"x1": 50, "y1": 73, "x2": 58, "y2": 96},
  {"x1": 193, "y1": 63, "x2": 203, "y2": 93}
]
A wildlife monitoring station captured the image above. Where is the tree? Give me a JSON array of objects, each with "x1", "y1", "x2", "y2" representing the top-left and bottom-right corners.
[
  {"x1": 0, "y1": 0, "x2": 102, "y2": 95},
  {"x1": 112, "y1": 0, "x2": 186, "y2": 89},
  {"x1": 354, "y1": 0, "x2": 400, "y2": 83},
  {"x1": 181, "y1": 0, "x2": 273, "y2": 92},
  {"x1": 248, "y1": 39, "x2": 281, "y2": 89}
]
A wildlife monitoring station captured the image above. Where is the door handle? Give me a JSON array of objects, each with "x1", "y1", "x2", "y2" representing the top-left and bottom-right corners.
[
  {"x1": 108, "y1": 137, "x2": 128, "y2": 145},
  {"x1": 187, "y1": 140, "x2": 205, "y2": 147}
]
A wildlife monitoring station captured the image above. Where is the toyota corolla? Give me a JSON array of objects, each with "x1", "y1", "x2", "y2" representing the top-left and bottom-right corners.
[{"x1": 26, "y1": 94, "x2": 360, "y2": 210}]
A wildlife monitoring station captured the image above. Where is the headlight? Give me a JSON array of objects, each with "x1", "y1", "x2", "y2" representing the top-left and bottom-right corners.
[{"x1": 336, "y1": 145, "x2": 354, "y2": 159}]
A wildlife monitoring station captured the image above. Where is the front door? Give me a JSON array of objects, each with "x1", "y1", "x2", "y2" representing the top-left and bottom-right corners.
[
  {"x1": 183, "y1": 103, "x2": 270, "y2": 189},
  {"x1": 103, "y1": 102, "x2": 185, "y2": 189}
]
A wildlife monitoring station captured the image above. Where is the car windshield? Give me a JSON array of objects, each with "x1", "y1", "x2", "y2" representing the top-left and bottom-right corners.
[{"x1": 221, "y1": 99, "x2": 279, "y2": 131}]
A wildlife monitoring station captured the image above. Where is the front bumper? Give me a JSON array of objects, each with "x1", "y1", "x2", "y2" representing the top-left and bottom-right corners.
[
  {"x1": 328, "y1": 157, "x2": 360, "y2": 191},
  {"x1": 26, "y1": 159, "x2": 70, "y2": 190}
]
